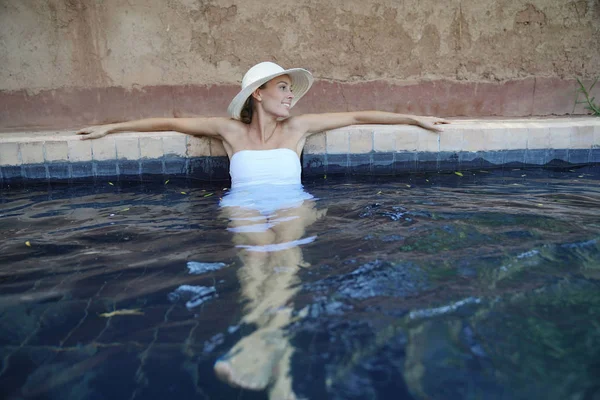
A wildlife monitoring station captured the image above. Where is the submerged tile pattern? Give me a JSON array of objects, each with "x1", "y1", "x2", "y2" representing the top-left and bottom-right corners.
[{"x1": 0, "y1": 118, "x2": 598, "y2": 182}]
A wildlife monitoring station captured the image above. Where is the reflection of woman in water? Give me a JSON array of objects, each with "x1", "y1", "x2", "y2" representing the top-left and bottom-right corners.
[
  {"x1": 77, "y1": 61, "x2": 448, "y2": 398},
  {"x1": 219, "y1": 189, "x2": 326, "y2": 398}
]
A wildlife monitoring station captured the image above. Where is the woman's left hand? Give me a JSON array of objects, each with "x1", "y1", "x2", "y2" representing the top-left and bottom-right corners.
[{"x1": 412, "y1": 117, "x2": 451, "y2": 133}]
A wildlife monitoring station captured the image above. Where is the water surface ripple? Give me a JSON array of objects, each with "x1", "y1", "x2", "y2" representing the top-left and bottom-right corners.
[{"x1": 1, "y1": 166, "x2": 599, "y2": 400}]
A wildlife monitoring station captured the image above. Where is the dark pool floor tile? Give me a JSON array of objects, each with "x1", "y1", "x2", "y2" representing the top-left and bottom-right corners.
[
  {"x1": 188, "y1": 157, "x2": 211, "y2": 180},
  {"x1": 95, "y1": 316, "x2": 157, "y2": 344},
  {"x1": 503, "y1": 150, "x2": 526, "y2": 166},
  {"x1": 415, "y1": 161, "x2": 437, "y2": 173},
  {"x1": 416, "y1": 152, "x2": 437, "y2": 172},
  {"x1": 129, "y1": 350, "x2": 201, "y2": 398},
  {"x1": 326, "y1": 154, "x2": 349, "y2": 175},
  {"x1": 0, "y1": 348, "x2": 45, "y2": 397},
  {"x1": 56, "y1": 300, "x2": 117, "y2": 347},
  {"x1": 524, "y1": 149, "x2": 550, "y2": 166},
  {"x1": 568, "y1": 149, "x2": 590, "y2": 165},
  {"x1": 94, "y1": 161, "x2": 117, "y2": 177},
  {"x1": 47, "y1": 162, "x2": 71, "y2": 180},
  {"x1": 459, "y1": 152, "x2": 485, "y2": 170},
  {"x1": 0, "y1": 165, "x2": 24, "y2": 179},
  {"x1": 140, "y1": 159, "x2": 164, "y2": 175},
  {"x1": 547, "y1": 149, "x2": 569, "y2": 164},
  {"x1": 72, "y1": 348, "x2": 140, "y2": 399},
  {"x1": 480, "y1": 151, "x2": 505, "y2": 167},
  {"x1": 163, "y1": 157, "x2": 187, "y2": 175},
  {"x1": 209, "y1": 156, "x2": 230, "y2": 181},
  {"x1": 372, "y1": 152, "x2": 394, "y2": 175},
  {"x1": 23, "y1": 164, "x2": 48, "y2": 180},
  {"x1": 394, "y1": 152, "x2": 417, "y2": 173},
  {"x1": 27, "y1": 300, "x2": 91, "y2": 347},
  {"x1": 155, "y1": 323, "x2": 201, "y2": 344},
  {"x1": 438, "y1": 151, "x2": 460, "y2": 172},
  {"x1": 350, "y1": 154, "x2": 372, "y2": 175},
  {"x1": 118, "y1": 160, "x2": 141, "y2": 177},
  {"x1": 303, "y1": 154, "x2": 327, "y2": 176},
  {"x1": 591, "y1": 148, "x2": 600, "y2": 163},
  {"x1": 70, "y1": 162, "x2": 94, "y2": 178}
]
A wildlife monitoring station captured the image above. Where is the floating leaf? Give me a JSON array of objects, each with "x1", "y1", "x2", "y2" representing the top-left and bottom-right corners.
[
  {"x1": 578, "y1": 175, "x2": 584, "y2": 178},
  {"x1": 324, "y1": 174, "x2": 327, "y2": 179},
  {"x1": 25, "y1": 241, "x2": 31, "y2": 247},
  {"x1": 521, "y1": 174, "x2": 527, "y2": 177},
  {"x1": 120, "y1": 208, "x2": 130, "y2": 212},
  {"x1": 405, "y1": 184, "x2": 411, "y2": 188},
  {"x1": 99, "y1": 309, "x2": 144, "y2": 318},
  {"x1": 204, "y1": 193, "x2": 214, "y2": 197},
  {"x1": 537, "y1": 204, "x2": 544, "y2": 207},
  {"x1": 180, "y1": 191, "x2": 187, "y2": 195},
  {"x1": 164, "y1": 180, "x2": 170, "y2": 185},
  {"x1": 376, "y1": 191, "x2": 382, "y2": 195},
  {"x1": 108, "y1": 182, "x2": 114, "y2": 186},
  {"x1": 426, "y1": 179, "x2": 430, "y2": 182},
  {"x1": 454, "y1": 172, "x2": 463, "y2": 177}
]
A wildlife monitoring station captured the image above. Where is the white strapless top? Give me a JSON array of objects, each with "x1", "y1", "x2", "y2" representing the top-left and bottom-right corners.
[
  {"x1": 220, "y1": 148, "x2": 313, "y2": 214},
  {"x1": 229, "y1": 148, "x2": 302, "y2": 188}
]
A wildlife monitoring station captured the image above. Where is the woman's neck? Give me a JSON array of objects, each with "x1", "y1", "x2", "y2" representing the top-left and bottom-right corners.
[{"x1": 249, "y1": 109, "x2": 280, "y2": 144}]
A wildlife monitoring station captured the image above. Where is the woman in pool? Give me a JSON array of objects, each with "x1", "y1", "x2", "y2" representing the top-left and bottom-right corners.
[{"x1": 77, "y1": 62, "x2": 448, "y2": 399}]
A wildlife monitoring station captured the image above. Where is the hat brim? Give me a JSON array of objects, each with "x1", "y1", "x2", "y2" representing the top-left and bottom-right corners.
[{"x1": 227, "y1": 68, "x2": 314, "y2": 120}]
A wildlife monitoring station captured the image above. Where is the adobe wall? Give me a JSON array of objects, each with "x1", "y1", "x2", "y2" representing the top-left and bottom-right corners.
[{"x1": 1, "y1": 0, "x2": 599, "y2": 130}]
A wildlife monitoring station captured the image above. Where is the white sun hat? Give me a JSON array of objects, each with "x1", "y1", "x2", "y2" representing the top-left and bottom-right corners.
[{"x1": 227, "y1": 61, "x2": 314, "y2": 120}]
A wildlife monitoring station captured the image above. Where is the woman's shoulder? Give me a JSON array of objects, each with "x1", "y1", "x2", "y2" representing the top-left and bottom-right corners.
[
  {"x1": 213, "y1": 117, "x2": 248, "y2": 137},
  {"x1": 281, "y1": 115, "x2": 308, "y2": 134}
]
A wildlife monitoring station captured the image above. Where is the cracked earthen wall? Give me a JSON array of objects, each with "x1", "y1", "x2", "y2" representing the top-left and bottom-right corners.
[{"x1": 1, "y1": 0, "x2": 599, "y2": 130}]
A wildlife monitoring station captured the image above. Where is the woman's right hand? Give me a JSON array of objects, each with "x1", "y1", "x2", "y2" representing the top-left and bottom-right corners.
[{"x1": 76, "y1": 125, "x2": 113, "y2": 140}]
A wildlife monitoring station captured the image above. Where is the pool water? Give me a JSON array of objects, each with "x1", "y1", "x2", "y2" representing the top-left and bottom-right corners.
[{"x1": 1, "y1": 166, "x2": 599, "y2": 400}]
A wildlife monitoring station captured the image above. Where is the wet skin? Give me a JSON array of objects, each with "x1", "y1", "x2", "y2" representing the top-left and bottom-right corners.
[{"x1": 215, "y1": 198, "x2": 326, "y2": 399}]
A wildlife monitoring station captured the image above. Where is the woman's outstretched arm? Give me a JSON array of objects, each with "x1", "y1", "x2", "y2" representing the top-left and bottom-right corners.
[
  {"x1": 76, "y1": 117, "x2": 239, "y2": 140},
  {"x1": 289, "y1": 111, "x2": 450, "y2": 137}
]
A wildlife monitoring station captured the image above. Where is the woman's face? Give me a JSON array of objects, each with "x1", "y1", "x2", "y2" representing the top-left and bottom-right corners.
[{"x1": 255, "y1": 75, "x2": 294, "y2": 118}]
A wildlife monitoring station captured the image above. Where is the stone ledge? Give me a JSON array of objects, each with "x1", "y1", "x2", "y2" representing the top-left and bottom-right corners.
[{"x1": 0, "y1": 118, "x2": 598, "y2": 182}]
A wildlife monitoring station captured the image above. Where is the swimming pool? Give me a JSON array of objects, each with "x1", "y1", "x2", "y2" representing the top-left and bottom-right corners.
[{"x1": 1, "y1": 166, "x2": 599, "y2": 399}]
